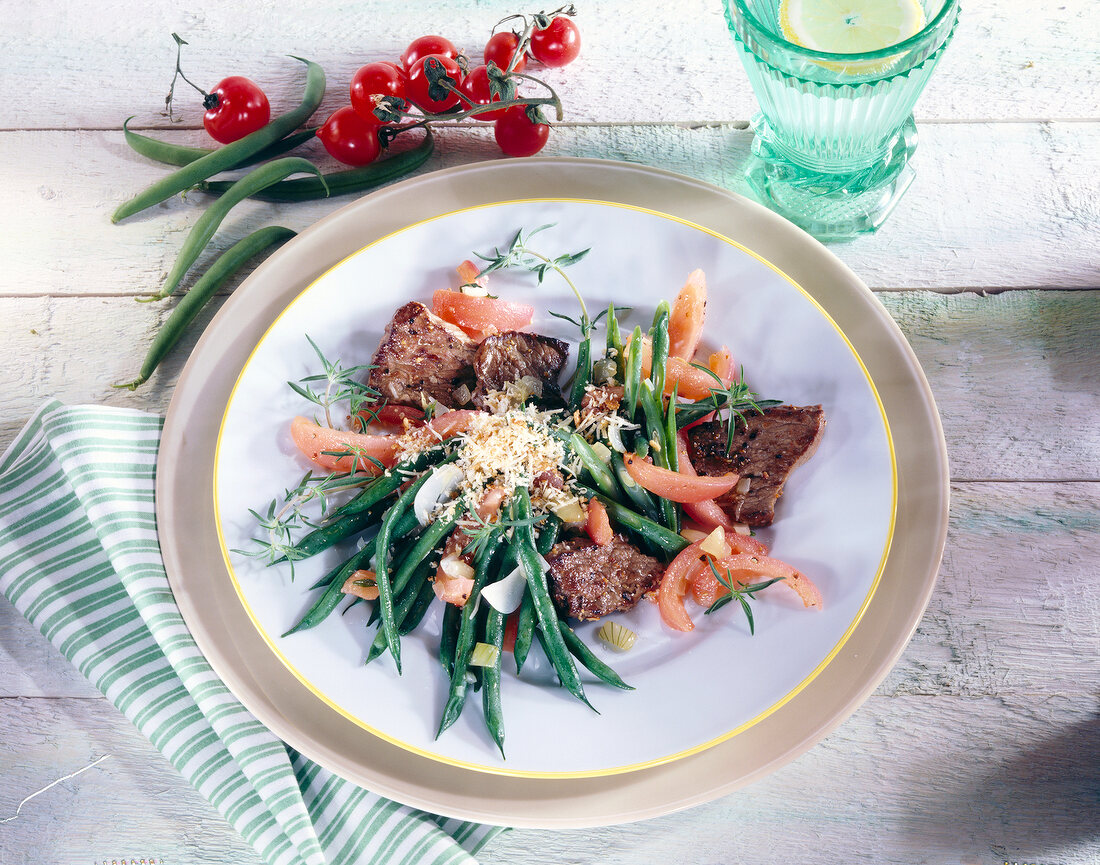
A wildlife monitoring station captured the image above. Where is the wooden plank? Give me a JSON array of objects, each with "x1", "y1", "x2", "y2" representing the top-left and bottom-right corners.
[
  {"x1": 1, "y1": 692, "x2": 1096, "y2": 864},
  {"x1": 1, "y1": 122, "x2": 1098, "y2": 299},
  {"x1": 0, "y1": 0, "x2": 1096, "y2": 127}
]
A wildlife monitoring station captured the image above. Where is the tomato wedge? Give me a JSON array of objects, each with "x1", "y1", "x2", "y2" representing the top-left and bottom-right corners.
[
  {"x1": 714, "y1": 552, "x2": 823, "y2": 609},
  {"x1": 658, "y1": 540, "x2": 704, "y2": 631},
  {"x1": 628, "y1": 336, "x2": 723, "y2": 400},
  {"x1": 708, "y1": 345, "x2": 737, "y2": 387},
  {"x1": 674, "y1": 431, "x2": 734, "y2": 529},
  {"x1": 668, "y1": 269, "x2": 707, "y2": 360},
  {"x1": 290, "y1": 416, "x2": 398, "y2": 474},
  {"x1": 623, "y1": 452, "x2": 739, "y2": 503},
  {"x1": 432, "y1": 289, "x2": 534, "y2": 340},
  {"x1": 585, "y1": 498, "x2": 613, "y2": 545}
]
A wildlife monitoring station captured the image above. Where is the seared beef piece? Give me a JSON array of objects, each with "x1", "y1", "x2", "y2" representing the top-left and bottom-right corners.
[
  {"x1": 688, "y1": 405, "x2": 825, "y2": 527},
  {"x1": 472, "y1": 331, "x2": 569, "y2": 410},
  {"x1": 546, "y1": 534, "x2": 665, "y2": 621},
  {"x1": 367, "y1": 301, "x2": 477, "y2": 407}
]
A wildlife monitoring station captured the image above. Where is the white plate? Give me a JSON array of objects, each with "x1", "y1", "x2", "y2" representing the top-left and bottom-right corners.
[{"x1": 213, "y1": 199, "x2": 895, "y2": 778}]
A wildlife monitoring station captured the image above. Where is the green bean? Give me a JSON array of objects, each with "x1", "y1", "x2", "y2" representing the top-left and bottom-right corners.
[
  {"x1": 373, "y1": 466, "x2": 444, "y2": 671},
  {"x1": 282, "y1": 544, "x2": 373, "y2": 636},
  {"x1": 482, "y1": 607, "x2": 507, "y2": 757},
  {"x1": 365, "y1": 560, "x2": 435, "y2": 665},
  {"x1": 558, "y1": 622, "x2": 633, "y2": 690},
  {"x1": 511, "y1": 488, "x2": 592, "y2": 709},
  {"x1": 609, "y1": 449, "x2": 661, "y2": 523},
  {"x1": 113, "y1": 225, "x2": 295, "y2": 389},
  {"x1": 440, "y1": 602, "x2": 460, "y2": 678},
  {"x1": 624, "y1": 325, "x2": 644, "y2": 419},
  {"x1": 567, "y1": 433, "x2": 620, "y2": 502},
  {"x1": 639, "y1": 381, "x2": 679, "y2": 532},
  {"x1": 142, "y1": 157, "x2": 324, "y2": 302},
  {"x1": 513, "y1": 589, "x2": 536, "y2": 674},
  {"x1": 330, "y1": 446, "x2": 452, "y2": 520},
  {"x1": 649, "y1": 301, "x2": 671, "y2": 400},
  {"x1": 123, "y1": 116, "x2": 319, "y2": 169},
  {"x1": 437, "y1": 533, "x2": 506, "y2": 736},
  {"x1": 580, "y1": 488, "x2": 689, "y2": 559},
  {"x1": 535, "y1": 514, "x2": 562, "y2": 555},
  {"x1": 569, "y1": 326, "x2": 593, "y2": 412},
  {"x1": 605, "y1": 302, "x2": 625, "y2": 382},
  {"x1": 665, "y1": 386, "x2": 680, "y2": 474},
  {"x1": 112, "y1": 57, "x2": 325, "y2": 222},
  {"x1": 197, "y1": 130, "x2": 434, "y2": 202}
]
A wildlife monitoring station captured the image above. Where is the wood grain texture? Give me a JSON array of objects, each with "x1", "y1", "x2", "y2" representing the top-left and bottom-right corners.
[
  {"x1": 2, "y1": 122, "x2": 1098, "y2": 300},
  {"x1": 0, "y1": 0, "x2": 1096, "y2": 127}
]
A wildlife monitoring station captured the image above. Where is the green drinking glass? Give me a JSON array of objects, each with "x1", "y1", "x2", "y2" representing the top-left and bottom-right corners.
[{"x1": 724, "y1": 0, "x2": 960, "y2": 240}]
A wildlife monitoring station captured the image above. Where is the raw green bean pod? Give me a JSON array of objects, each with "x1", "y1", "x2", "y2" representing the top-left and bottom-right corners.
[
  {"x1": 112, "y1": 57, "x2": 325, "y2": 222},
  {"x1": 123, "y1": 116, "x2": 319, "y2": 169},
  {"x1": 513, "y1": 590, "x2": 536, "y2": 674},
  {"x1": 114, "y1": 224, "x2": 295, "y2": 389},
  {"x1": 568, "y1": 326, "x2": 593, "y2": 411},
  {"x1": 196, "y1": 130, "x2": 434, "y2": 202},
  {"x1": 558, "y1": 622, "x2": 633, "y2": 690},
  {"x1": 331, "y1": 446, "x2": 453, "y2": 520},
  {"x1": 143, "y1": 156, "x2": 324, "y2": 302}
]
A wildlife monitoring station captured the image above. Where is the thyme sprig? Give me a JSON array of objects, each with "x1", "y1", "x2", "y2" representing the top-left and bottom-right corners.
[
  {"x1": 233, "y1": 467, "x2": 368, "y2": 575},
  {"x1": 457, "y1": 504, "x2": 545, "y2": 561},
  {"x1": 676, "y1": 363, "x2": 781, "y2": 452},
  {"x1": 288, "y1": 335, "x2": 380, "y2": 431},
  {"x1": 703, "y1": 559, "x2": 785, "y2": 635},
  {"x1": 475, "y1": 224, "x2": 591, "y2": 324}
]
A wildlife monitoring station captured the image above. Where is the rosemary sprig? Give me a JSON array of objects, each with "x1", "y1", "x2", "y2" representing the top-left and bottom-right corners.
[
  {"x1": 288, "y1": 335, "x2": 380, "y2": 431},
  {"x1": 703, "y1": 558, "x2": 785, "y2": 635},
  {"x1": 457, "y1": 502, "x2": 545, "y2": 561},
  {"x1": 675, "y1": 363, "x2": 781, "y2": 452}
]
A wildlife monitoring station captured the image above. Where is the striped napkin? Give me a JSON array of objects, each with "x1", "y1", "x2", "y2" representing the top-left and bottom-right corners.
[{"x1": 0, "y1": 401, "x2": 502, "y2": 865}]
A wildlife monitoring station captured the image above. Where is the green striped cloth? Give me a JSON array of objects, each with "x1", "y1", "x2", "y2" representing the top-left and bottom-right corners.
[{"x1": 0, "y1": 401, "x2": 502, "y2": 865}]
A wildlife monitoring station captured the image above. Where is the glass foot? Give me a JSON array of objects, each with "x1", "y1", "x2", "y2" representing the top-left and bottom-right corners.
[{"x1": 743, "y1": 115, "x2": 918, "y2": 242}]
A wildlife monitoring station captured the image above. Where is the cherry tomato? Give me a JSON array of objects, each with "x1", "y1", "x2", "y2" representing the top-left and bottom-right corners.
[
  {"x1": 350, "y1": 61, "x2": 408, "y2": 123},
  {"x1": 400, "y1": 35, "x2": 458, "y2": 72},
  {"x1": 493, "y1": 106, "x2": 549, "y2": 157},
  {"x1": 317, "y1": 106, "x2": 381, "y2": 166},
  {"x1": 202, "y1": 76, "x2": 270, "y2": 144},
  {"x1": 529, "y1": 16, "x2": 581, "y2": 67},
  {"x1": 406, "y1": 53, "x2": 465, "y2": 113},
  {"x1": 484, "y1": 31, "x2": 526, "y2": 72},
  {"x1": 458, "y1": 65, "x2": 507, "y2": 121}
]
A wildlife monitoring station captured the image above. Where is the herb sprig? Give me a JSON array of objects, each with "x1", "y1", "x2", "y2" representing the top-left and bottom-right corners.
[
  {"x1": 703, "y1": 559, "x2": 785, "y2": 635},
  {"x1": 289, "y1": 335, "x2": 380, "y2": 431}
]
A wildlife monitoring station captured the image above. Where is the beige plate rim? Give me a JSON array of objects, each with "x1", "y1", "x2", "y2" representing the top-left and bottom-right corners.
[{"x1": 157, "y1": 156, "x2": 949, "y2": 828}]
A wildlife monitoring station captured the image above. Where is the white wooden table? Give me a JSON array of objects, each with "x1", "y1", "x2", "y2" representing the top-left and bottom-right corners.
[{"x1": 2, "y1": 2, "x2": 1097, "y2": 863}]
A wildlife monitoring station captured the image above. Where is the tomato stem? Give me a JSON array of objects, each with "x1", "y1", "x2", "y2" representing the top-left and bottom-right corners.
[{"x1": 165, "y1": 32, "x2": 210, "y2": 122}]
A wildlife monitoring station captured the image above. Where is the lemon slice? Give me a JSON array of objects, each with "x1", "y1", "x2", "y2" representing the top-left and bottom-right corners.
[{"x1": 779, "y1": 0, "x2": 927, "y2": 55}]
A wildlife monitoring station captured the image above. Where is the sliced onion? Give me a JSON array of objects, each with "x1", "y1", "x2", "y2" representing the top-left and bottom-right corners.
[
  {"x1": 552, "y1": 499, "x2": 586, "y2": 524},
  {"x1": 413, "y1": 463, "x2": 465, "y2": 525},
  {"x1": 733, "y1": 523, "x2": 752, "y2": 536},
  {"x1": 736, "y1": 477, "x2": 752, "y2": 495},
  {"x1": 480, "y1": 565, "x2": 528, "y2": 614},
  {"x1": 606, "y1": 423, "x2": 627, "y2": 453},
  {"x1": 451, "y1": 383, "x2": 472, "y2": 406}
]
